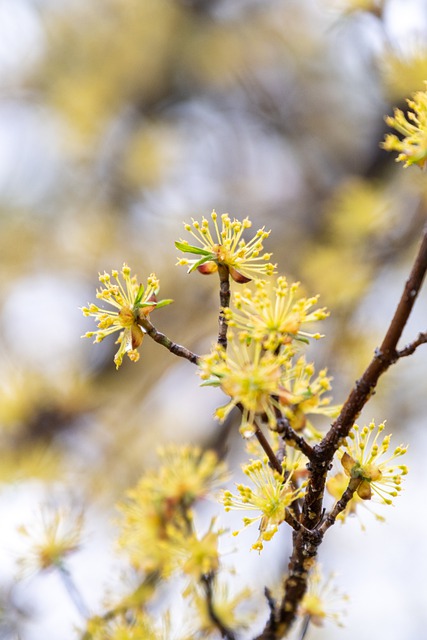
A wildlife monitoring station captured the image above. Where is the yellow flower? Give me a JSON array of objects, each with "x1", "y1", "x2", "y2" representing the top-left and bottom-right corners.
[
  {"x1": 299, "y1": 564, "x2": 348, "y2": 628},
  {"x1": 340, "y1": 421, "x2": 408, "y2": 504},
  {"x1": 326, "y1": 472, "x2": 385, "y2": 528},
  {"x1": 199, "y1": 334, "x2": 337, "y2": 439},
  {"x1": 381, "y1": 84, "x2": 427, "y2": 168},
  {"x1": 224, "y1": 276, "x2": 328, "y2": 350},
  {"x1": 85, "y1": 612, "x2": 177, "y2": 640},
  {"x1": 222, "y1": 457, "x2": 306, "y2": 550},
  {"x1": 166, "y1": 523, "x2": 221, "y2": 580},
  {"x1": 175, "y1": 210, "x2": 276, "y2": 282},
  {"x1": 380, "y1": 46, "x2": 427, "y2": 100},
  {"x1": 199, "y1": 335, "x2": 292, "y2": 437},
  {"x1": 118, "y1": 446, "x2": 228, "y2": 576},
  {"x1": 18, "y1": 505, "x2": 84, "y2": 573},
  {"x1": 81, "y1": 264, "x2": 172, "y2": 368},
  {"x1": 279, "y1": 356, "x2": 340, "y2": 440},
  {"x1": 153, "y1": 445, "x2": 229, "y2": 506}
]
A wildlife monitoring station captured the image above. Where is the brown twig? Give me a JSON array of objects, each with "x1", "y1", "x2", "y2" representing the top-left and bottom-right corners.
[
  {"x1": 318, "y1": 477, "x2": 362, "y2": 535},
  {"x1": 137, "y1": 315, "x2": 200, "y2": 364},
  {"x1": 253, "y1": 419, "x2": 283, "y2": 474},
  {"x1": 305, "y1": 224, "x2": 427, "y2": 524},
  {"x1": 275, "y1": 417, "x2": 315, "y2": 461},
  {"x1": 396, "y1": 331, "x2": 427, "y2": 358},
  {"x1": 218, "y1": 264, "x2": 231, "y2": 348}
]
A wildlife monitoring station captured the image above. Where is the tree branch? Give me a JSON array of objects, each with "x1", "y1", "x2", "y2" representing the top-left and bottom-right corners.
[
  {"x1": 201, "y1": 572, "x2": 237, "y2": 640},
  {"x1": 218, "y1": 264, "x2": 231, "y2": 349},
  {"x1": 254, "y1": 225, "x2": 427, "y2": 640},
  {"x1": 318, "y1": 477, "x2": 361, "y2": 535},
  {"x1": 396, "y1": 331, "x2": 427, "y2": 358},
  {"x1": 137, "y1": 315, "x2": 200, "y2": 364},
  {"x1": 303, "y1": 224, "x2": 427, "y2": 528},
  {"x1": 276, "y1": 417, "x2": 315, "y2": 461},
  {"x1": 253, "y1": 419, "x2": 283, "y2": 474}
]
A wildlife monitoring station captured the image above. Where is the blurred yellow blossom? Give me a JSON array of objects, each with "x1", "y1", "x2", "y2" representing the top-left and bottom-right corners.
[
  {"x1": 382, "y1": 85, "x2": 427, "y2": 168},
  {"x1": 166, "y1": 524, "x2": 221, "y2": 580},
  {"x1": 118, "y1": 446, "x2": 228, "y2": 576},
  {"x1": 298, "y1": 564, "x2": 348, "y2": 627},
  {"x1": 190, "y1": 581, "x2": 254, "y2": 636},
  {"x1": 381, "y1": 46, "x2": 427, "y2": 100},
  {"x1": 84, "y1": 611, "x2": 188, "y2": 640},
  {"x1": 18, "y1": 505, "x2": 84, "y2": 574}
]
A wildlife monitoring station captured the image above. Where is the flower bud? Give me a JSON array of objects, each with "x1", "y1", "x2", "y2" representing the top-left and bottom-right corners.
[{"x1": 197, "y1": 261, "x2": 218, "y2": 275}]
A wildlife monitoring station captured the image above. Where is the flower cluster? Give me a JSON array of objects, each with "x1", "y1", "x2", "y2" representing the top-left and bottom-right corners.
[
  {"x1": 81, "y1": 264, "x2": 172, "y2": 368},
  {"x1": 298, "y1": 564, "x2": 348, "y2": 628},
  {"x1": 280, "y1": 356, "x2": 339, "y2": 438},
  {"x1": 222, "y1": 457, "x2": 306, "y2": 550},
  {"x1": 382, "y1": 84, "x2": 427, "y2": 168},
  {"x1": 339, "y1": 421, "x2": 408, "y2": 505},
  {"x1": 326, "y1": 471, "x2": 385, "y2": 529},
  {"x1": 175, "y1": 210, "x2": 276, "y2": 282},
  {"x1": 118, "y1": 446, "x2": 228, "y2": 577},
  {"x1": 223, "y1": 276, "x2": 328, "y2": 350},
  {"x1": 85, "y1": 612, "x2": 190, "y2": 640},
  {"x1": 199, "y1": 335, "x2": 290, "y2": 437},
  {"x1": 199, "y1": 335, "x2": 335, "y2": 439},
  {"x1": 85, "y1": 613, "x2": 160, "y2": 640}
]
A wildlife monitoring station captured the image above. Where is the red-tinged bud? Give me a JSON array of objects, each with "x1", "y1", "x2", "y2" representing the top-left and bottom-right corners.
[
  {"x1": 357, "y1": 480, "x2": 372, "y2": 500},
  {"x1": 137, "y1": 294, "x2": 157, "y2": 319},
  {"x1": 341, "y1": 452, "x2": 356, "y2": 476},
  {"x1": 197, "y1": 261, "x2": 218, "y2": 275},
  {"x1": 229, "y1": 266, "x2": 251, "y2": 283},
  {"x1": 278, "y1": 388, "x2": 293, "y2": 407},
  {"x1": 289, "y1": 409, "x2": 307, "y2": 432},
  {"x1": 131, "y1": 324, "x2": 144, "y2": 349},
  {"x1": 143, "y1": 294, "x2": 157, "y2": 314}
]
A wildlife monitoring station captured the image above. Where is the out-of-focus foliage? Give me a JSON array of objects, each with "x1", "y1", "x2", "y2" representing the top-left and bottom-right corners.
[{"x1": 1, "y1": 0, "x2": 427, "y2": 638}]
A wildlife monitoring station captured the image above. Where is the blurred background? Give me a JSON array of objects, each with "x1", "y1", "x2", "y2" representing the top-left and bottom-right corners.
[{"x1": 1, "y1": 0, "x2": 427, "y2": 638}]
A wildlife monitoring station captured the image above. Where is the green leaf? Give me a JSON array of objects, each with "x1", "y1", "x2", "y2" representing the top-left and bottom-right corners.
[
  {"x1": 188, "y1": 255, "x2": 216, "y2": 273},
  {"x1": 200, "y1": 378, "x2": 221, "y2": 387},
  {"x1": 134, "y1": 284, "x2": 145, "y2": 306},
  {"x1": 175, "y1": 241, "x2": 212, "y2": 256},
  {"x1": 154, "y1": 299, "x2": 174, "y2": 308}
]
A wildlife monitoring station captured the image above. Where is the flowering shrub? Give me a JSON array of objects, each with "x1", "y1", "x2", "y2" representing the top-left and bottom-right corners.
[
  {"x1": 19, "y1": 85, "x2": 427, "y2": 640},
  {"x1": 76, "y1": 189, "x2": 427, "y2": 639}
]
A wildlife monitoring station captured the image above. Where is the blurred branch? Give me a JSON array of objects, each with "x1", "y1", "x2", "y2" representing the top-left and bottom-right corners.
[{"x1": 201, "y1": 572, "x2": 237, "y2": 640}]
